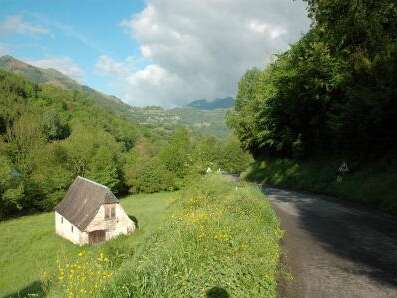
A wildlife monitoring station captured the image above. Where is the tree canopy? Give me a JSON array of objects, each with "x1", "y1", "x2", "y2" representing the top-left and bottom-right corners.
[{"x1": 228, "y1": 0, "x2": 397, "y2": 159}]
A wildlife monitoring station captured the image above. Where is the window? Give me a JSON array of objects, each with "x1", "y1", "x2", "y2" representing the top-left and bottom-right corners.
[
  {"x1": 61, "y1": 217, "x2": 63, "y2": 224},
  {"x1": 71, "y1": 225, "x2": 73, "y2": 233},
  {"x1": 105, "y1": 205, "x2": 116, "y2": 220}
]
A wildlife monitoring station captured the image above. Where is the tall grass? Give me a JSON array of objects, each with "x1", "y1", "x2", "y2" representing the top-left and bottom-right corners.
[{"x1": 103, "y1": 175, "x2": 281, "y2": 297}]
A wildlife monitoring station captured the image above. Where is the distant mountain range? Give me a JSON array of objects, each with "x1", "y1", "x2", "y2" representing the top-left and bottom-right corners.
[
  {"x1": 186, "y1": 97, "x2": 234, "y2": 110},
  {"x1": 0, "y1": 55, "x2": 232, "y2": 138}
]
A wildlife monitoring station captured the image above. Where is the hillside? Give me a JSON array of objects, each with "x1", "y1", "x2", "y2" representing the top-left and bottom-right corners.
[
  {"x1": 0, "y1": 55, "x2": 231, "y2": 138},
  {"x1": 127, "y1": 106, "x2": 230, "y2": 138},
  {"x1": 0, "y1": 55, "x2": 130, "y2": 116},
  {"x1": 0, "y1": 176, "x2": 280, "y2": 297},
  {"x1": 229, "y1": 1, "x2": 397, "y2": 214},
  {"x1": 0, "y1": 69, "x2": 250, "y2": 218}
]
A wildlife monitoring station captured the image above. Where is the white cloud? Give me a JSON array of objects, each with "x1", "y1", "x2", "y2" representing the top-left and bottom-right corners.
[
  {"x1": 114, "y1": 0, "x2": 311, "y2": 106},
  {"x1": 0, "y1": 15, "x2": 49, "y2": 36},
  {"x1": 248, "y1": 20, "x2": 287, "y2": 39},
  {"x1": 95, "y1": 55, "x2": 135, "y2": 77},
  {"x1": 27, "y1": 57, "x2": 84, "y2": 81}
]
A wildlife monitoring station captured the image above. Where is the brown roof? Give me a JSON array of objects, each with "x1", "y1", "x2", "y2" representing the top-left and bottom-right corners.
[{"x1": 55, "y1": 176, "x2": 119, "y2": 230}]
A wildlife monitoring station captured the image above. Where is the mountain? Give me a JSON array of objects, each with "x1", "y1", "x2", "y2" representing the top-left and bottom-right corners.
[
  {"x1": 0, "y1": 55, "x2": 231, "y2": 138},
  {"x1": 186, "y1": 97, "x2": 234, "y2": 110},
  {"x1": 0, "y1": 55, "x2": 130, "y2": 115},
  {"x1": 0, "y1": 55, "x2": 78, "y2": 89}
]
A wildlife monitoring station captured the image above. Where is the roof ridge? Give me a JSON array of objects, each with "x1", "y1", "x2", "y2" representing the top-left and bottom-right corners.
[{"x1": 77, "y1": 176, "x2": 109, "y2": 189}]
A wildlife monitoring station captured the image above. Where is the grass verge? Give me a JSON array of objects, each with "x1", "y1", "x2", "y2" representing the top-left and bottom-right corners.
[
  {"x1": 244, "y1": 157, "x2": 397, "y2": 215},
  {"x1": 103, "y1": 175, "x2": 281, "y2": 297}
]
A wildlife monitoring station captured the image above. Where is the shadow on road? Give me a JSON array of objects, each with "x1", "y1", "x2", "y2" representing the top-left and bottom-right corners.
[{"x1": 265, "y1": 187, "x2": 397, "y2": 288}]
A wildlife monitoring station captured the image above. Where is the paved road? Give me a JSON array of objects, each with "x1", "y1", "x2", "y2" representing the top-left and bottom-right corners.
[{"x1": 263, "y1": 187, "x2": 397, "y2": 298}]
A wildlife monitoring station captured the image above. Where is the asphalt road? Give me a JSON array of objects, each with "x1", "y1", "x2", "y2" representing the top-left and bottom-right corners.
[{"x1": 263, "y1": 187, "x2": 397, "y2": 298}]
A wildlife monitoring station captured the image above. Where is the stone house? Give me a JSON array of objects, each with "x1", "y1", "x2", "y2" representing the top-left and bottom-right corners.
[{"x1": 54, "y1": 176, "x2": 135, "y2": 245}]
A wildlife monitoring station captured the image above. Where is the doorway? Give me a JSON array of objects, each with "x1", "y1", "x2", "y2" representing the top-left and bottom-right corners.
[{"x1": 89, "y1": 230, "x2": 105, "y2": 244}]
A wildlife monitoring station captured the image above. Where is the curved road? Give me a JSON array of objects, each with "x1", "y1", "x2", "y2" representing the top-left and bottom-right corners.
[{"x1": 263, "y1": 187, "x2": 397, "y2": 298}]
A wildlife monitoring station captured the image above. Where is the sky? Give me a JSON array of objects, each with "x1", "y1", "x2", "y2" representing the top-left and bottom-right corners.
[{"x1": 0, "y1": 0, "x2": 311, "y2": 107}]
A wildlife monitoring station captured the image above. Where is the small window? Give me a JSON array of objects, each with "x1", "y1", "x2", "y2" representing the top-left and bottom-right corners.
[
  {"x1": 61, "y1": 217, "x2": 63, "y2": 224},
  {"x1": 105, "y1": 206, "x2": 110, "y2": 220},
  {"x1": 105, "y1": 205, "x2": 116, "y2": 219},
  {"x1": 71, "y1": 225, "x2": 73, "y2": 233}
]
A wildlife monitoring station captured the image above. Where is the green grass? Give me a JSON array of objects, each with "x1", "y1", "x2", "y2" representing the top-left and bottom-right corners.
[
  {"x1": 244, "y1": 157, "x2": 397, "y2": 215},
  {"x1": 1, "y1": 176, "x2": 281, "y2": 297},
  {"x1": 103, "y1": 176, "x2": 281, "y2": 297},
  {"x1": 0, "y1": 192, "x2": 176, "y2": 297}
]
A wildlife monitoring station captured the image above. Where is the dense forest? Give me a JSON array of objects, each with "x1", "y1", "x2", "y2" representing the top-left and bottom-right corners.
[
  {"x1": 229, "y1": 0, "x2": 397, "y2": 158},
  {"x1": 0, "y1": 70, "x2": 251, "y2": 219},
  {"x1": 228, "y1": 0, "x2": 397, "y2": 212}
]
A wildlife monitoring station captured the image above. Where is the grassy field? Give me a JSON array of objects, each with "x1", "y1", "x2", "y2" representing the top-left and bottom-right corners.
[
  {"x1": 244, "y1": 157, "x2": 397, "y2": 215},
  {"x1": 0, "y1": 192, "x2": 176, "y2": 297},
  {"x1": 1, "y1": 176, "x2": 281, "y2": 297}
]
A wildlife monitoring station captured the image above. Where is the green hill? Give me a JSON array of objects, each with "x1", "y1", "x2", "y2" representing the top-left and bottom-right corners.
[{"x1": 0, "y1": 55, "x2": 131, "y2": 116}]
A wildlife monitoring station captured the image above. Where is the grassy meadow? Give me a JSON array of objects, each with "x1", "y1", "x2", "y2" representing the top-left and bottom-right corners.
[
  {"x1": 0, "y1": 176, "x2": 281, "y2": 297},
  {"x1": 0, "y1": 192, "x2": 176, "y2": 297}
]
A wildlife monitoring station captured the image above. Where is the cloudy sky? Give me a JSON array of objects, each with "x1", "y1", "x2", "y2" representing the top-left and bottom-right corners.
[{"x1": 0, "y1": 0, "x2": 310, "y2": 107}]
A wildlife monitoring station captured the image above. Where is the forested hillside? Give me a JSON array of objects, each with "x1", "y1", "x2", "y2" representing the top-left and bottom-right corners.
[
  {"x1": 128, "y1": 106, "x2": 230, "y2": 138},
  {"x1": 228, "y1": 0, "x2": 397, "y2": 213},
  {"x1": 0, "y1": 70, "x2": 251, "y2": 219}
]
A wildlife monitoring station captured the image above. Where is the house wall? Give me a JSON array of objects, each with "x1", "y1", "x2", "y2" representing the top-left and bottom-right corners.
[
  {"x1": 85, "y1": 203, "x2": 135, "y2": 243},
  {"x1": 55, "y1": 211, "x2": 82, "y2": 245}
]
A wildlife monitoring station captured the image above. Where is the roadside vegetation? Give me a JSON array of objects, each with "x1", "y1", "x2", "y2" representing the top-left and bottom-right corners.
[
  {"x1": 103, "y1": 175, "x2": 280, "y2": 297},
  {"x1": 1, "y1": 176, "x2": 280, "y2": 297},
  {"x1": 244, "y1": 157, "x2": 397, "y2": 215},
  {"x1": 228, "y1": 0, "x2": 397, "y2": 213}
]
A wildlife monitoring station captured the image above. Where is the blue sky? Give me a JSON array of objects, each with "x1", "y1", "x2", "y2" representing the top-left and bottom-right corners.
[
  {"x1": 0, "y1": 0, "x2": 146, "y2": 96},
  {"x1": 0, "y1": 0, "x2": 310, "y2": 106}
]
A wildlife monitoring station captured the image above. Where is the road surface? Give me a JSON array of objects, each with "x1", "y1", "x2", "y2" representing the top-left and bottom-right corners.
[{"x1": 263, "y1": 187, "x2": 397, "y2": 298}]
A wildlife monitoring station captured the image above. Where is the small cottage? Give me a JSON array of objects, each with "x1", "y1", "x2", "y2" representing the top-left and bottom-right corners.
[{"x1": 55, "y1": 176, "x2": 135, "y2": 245}]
